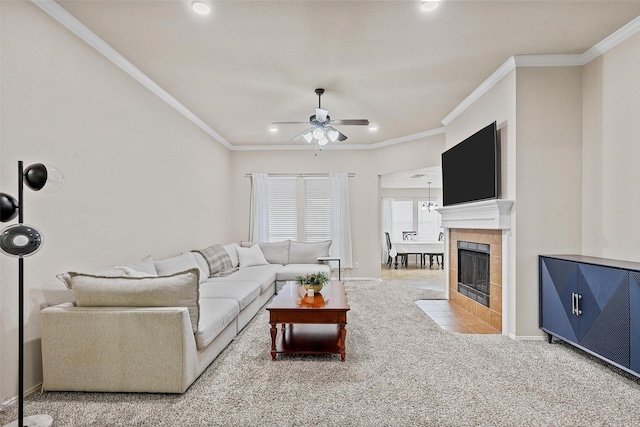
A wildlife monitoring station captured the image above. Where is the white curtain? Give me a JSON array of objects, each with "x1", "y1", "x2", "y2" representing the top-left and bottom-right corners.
[
  {"x1": 329, "y1": 173, "x2": 353, "y2": 269},
  {"x1": 382, "y1": 197, "x2": 394, "y2": 262},
  {"x1": 249, "y1": 173, "x2": 269, "y2": 242}
]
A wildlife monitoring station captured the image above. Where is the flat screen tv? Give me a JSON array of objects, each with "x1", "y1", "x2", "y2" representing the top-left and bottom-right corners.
[{"x1": 441, "y1": 121, "x2": 498, "y2": 206}]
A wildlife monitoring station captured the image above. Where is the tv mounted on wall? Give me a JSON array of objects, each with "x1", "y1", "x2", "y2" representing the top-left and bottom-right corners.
[{"x1": 441, "y1": 121, "x2": 498, "y2": 206}]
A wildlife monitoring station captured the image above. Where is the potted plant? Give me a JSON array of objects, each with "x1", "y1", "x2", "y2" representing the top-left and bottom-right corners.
[{"x1": 295, "y1": 272, "x2": 329, "y2": 294}]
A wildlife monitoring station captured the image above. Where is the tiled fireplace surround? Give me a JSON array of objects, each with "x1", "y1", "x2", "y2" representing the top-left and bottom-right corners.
[
  {"x1": 449, "y1": 228, "x2": 502, "y2": 331},
  {"x1": 437, "y1": 199, "x2": 514, "y2": 335}
]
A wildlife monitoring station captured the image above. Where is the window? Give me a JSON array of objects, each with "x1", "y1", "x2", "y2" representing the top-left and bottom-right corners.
[
  {"x1": 392, "y1": 199, "x2": 414, "y2": 241},
  {"x1": 418, "y1": 199, "x2": 439, "y2": 240},
  {"x1": 385, "y1": 197, "x2": 441, "y2": 242},
  {"x1": 267, "y1": 176, "x2": 330, "y2": 242},
  {"x1": 304, "y1": 177, "x2": 331, "y2": 242},
  {"x1": 268, "y1": 177, "x2": 297, "y2": 242}
]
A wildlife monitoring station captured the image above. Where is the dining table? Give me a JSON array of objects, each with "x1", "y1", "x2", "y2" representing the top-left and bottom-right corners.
[{"x1": 390, "y1": 240, "x2": 444, "y2": 269}]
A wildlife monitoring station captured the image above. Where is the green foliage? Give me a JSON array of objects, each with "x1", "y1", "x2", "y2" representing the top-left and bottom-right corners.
[{"x1": 295, "y1": 272, "x2": 329, "y2": 286}]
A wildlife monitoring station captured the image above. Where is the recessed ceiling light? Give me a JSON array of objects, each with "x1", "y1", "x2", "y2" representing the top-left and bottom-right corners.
[
  {"x1": 269, "y1": 126, "x2": 278, "y2": 132},
  {"x1": 421, "y1": 1, "x2": 440, "y2": 13},
  {"x1": 192, "y1": 1, "x2": 211, "y2": 15},
  {"x1": 369, "y1": 124, "x2": 379, "y2": 131}
]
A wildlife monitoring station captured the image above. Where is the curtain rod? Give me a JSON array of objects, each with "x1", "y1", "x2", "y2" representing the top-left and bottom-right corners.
[{"x1": 244, "y1": 173, "x2": 355, "y2": 178}]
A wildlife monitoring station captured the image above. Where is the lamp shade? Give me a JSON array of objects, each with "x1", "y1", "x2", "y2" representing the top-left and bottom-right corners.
[
  {"x1": 312, "y1": 127, "x2": 324, "y2": 140},
  {"x1": 24, "y1": 163, "x2": 65, "y2": 192},
  {"x1": 0, "y1": 224, "x2": 43, "y2": 257},
  {"x1": 327, "y1": 129, "x2": 339, "y2": 142},
  {"x1": 0, "y1": 193, "x2": 19, "y2": 222}
]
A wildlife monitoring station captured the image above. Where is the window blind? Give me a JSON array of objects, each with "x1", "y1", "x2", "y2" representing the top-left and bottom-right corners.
[
  {"x1": 268, "y1": 177, "x2": 297, "y2": 242},
  {"x1": 304, "y1": 177, "x2": 331, "y2": 242}
]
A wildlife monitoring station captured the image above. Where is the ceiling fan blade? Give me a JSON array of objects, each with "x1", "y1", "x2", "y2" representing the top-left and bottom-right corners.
[
  {"x1": 331, "y1": 119, "x2": 370, "y2": 126},
  {"x1": 271, "y1": 121, "x2": 311, "y2": 125},
  {"x1": 316, "y1": 108, "x2": 329, "y2": 122}
]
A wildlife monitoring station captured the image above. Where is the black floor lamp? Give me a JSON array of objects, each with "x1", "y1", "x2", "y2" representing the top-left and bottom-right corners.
[{"x1": 1, "y1": 161, "x2": 64, "y2": 427}]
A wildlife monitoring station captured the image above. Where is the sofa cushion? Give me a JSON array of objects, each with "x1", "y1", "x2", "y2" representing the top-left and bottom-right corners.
[
  {"x1": 276, "y1": 263, "x2": 331, "y2": 283},
  {"x1": 56, "y1": 255, "x2": 158, "y2": 291},
  {"x1": 192, "y1": 251, "x2": 211, "y2": 279},
  {"x1": 195, "y1": 298, "x2": 239, "y2": 350},
  {"x1": 123, "y1": 255, "x2": 158, "y2": 276},
  {"x1": 288, "y1": 240, "x2": 332, "y2": 264},
  {"x1": 208, "y1": 264, "x2": 280, "y2": 293},
  {"x1": 198, "y1": 281, "x2": 261, "y2": 310},
  {"x1": 70, "y1": 269, "x2": 200, "y2": 333},
  {"x1": 237, "y1": 244, "x2": 269, "y2": 268},
  {"x1": 154, "y1": 253, "x2": 207, "y2": 283},
  {"x1": 224, "y1": 243, "x2": 239, "y2": 268},
  {"x1": 241, "y1": 241, "x2": 289, "y2": 265}
]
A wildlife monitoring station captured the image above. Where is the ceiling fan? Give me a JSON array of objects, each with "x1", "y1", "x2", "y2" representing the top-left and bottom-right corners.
[{"x1": 271, "y1": 88, "x2": 369, "y2": 145}]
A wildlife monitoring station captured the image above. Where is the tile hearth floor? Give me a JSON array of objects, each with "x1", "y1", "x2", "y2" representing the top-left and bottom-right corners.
[
  {"x1": 415, "y1": 300, "x2": 501, "y2": 334},
  {"x1": 381, "y1": 262, "x2": 499, "y2": 334}
]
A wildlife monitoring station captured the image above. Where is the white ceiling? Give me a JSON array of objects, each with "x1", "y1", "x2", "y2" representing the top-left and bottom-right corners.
[
  {"x1": 380, "y1": 166, "x2": 442, "y2": 189},
  {"x1": 51, "y1": 0, "x2": 640, "y2": 148}
]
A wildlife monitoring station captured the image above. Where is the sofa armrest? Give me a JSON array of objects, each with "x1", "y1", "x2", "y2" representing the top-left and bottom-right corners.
[{"x1": 41, "y1": 303, "x2": 198, "y2": 393}]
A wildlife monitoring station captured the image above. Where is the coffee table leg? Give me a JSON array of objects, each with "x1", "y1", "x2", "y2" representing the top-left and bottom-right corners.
[
  {"x1": 270, "y1": 321, "x2": 277, "y2": 360},
  {"x1": 338, "y1": 323, "x2": 347, "y2": 362}
]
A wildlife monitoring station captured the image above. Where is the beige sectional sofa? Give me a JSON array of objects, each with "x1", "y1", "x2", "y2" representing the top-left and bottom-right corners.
[{"x1": 40, "y1": 240, "x2": 332, "y2": 393}]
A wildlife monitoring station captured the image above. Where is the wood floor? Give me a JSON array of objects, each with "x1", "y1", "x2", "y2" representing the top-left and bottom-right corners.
[{"x1": 381, "y1": 262, "x2": 500, "y2": 335}]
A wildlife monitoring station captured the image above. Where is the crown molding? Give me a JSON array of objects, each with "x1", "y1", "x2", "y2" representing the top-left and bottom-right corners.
[
  {"x1": 231, "y1": 143, "x2": 368, "y2": 151},
  {"x1": 582, "y1": 15, "x2": 640, "y2": 64},
  {"x1": 513, "y1": 54, "x2": 584, "y2": 67},
  {"x1": 32, "y1": 0, "x2": 233, "y2": 150},
  {"x1": 441, "y1": 57, "x2": 516, "y2": 126},
  {"x1": 230, "y1": 127, "x2": 446, "y2": 151},
  {"x1": 441, "y1": 15, "x2": 640, "y2": 127},
  {"x1": 368, "y1": 127, "x2": 446, "y2": 149}
]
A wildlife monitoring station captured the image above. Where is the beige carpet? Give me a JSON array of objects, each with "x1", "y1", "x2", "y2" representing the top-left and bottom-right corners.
[{"x1": 3, "y1": 281, "x2": 640, "y2": 426}]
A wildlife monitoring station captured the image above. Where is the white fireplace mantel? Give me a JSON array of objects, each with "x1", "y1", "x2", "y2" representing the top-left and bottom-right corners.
[{"x1": 435, "y1": 199, "x2": 514, "y2": 230}]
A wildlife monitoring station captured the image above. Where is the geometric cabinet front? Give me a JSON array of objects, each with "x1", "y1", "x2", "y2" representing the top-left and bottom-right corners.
[{"x1": 540, "y1": 256, "x2": 631, "y2": 372}]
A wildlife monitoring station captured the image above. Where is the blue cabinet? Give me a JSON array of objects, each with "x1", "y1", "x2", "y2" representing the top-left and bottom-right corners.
[{"x1": 540, "y1": 255, "x2": 640, "y2": 377}]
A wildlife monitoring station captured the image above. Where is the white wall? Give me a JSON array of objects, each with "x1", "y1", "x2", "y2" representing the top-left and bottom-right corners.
[
  {"x1": 582, "y1": 32, "x2": 640, "y2": 260},
  {"x1": 515, "y1": 67, "x2": 583, "y2": 337},
  {"x1": 0, "y1": 2, "x2": 231, "y2": 400},
  {"x1": 230, "y1": 135, "x2": 445, "y2": 280}
]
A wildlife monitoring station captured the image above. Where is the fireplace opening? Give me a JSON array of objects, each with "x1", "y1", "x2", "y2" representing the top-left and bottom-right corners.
[{"x1": 458, "y1": 241, "x2": 490, "y2": 307}]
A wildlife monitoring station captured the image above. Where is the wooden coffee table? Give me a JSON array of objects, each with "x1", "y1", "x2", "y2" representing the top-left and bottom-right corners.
[{"x1": 266, "y1": 281, "x2": 350, "y2": 361}]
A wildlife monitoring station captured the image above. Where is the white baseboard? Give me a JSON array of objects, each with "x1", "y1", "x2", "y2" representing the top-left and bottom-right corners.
[
  {"x1": 339, "y1": 277, "x2": 381, "y2": 281},
  {"x1": 0, "y1": 382, "x2": 43, "y2": 412},
  {"x1": 508, "y1": 334, "x2": 546, "y2": 341}
]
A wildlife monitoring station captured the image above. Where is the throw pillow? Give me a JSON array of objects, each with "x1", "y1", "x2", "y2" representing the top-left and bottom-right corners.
[
  {"x1": 56, "y1": 265, "x2": 155, "y2": 291},
  {"x1": 236, "y1": 244, "x2": 269, "y2": 268},
  {"x1": 241, "y1": 241, "x2": 289, "y2": 265},
  {"x1": 288, "y1": 240, "x2": 332, "y2": 264},
  {"x1": 70, "y1": 268, "x2": 200, "y2": 333},
  {"x1": 223, "y1": 243, "x2": 239, "y2": 268},
  {"x1": 154, "y1": 252, "x2": 207, "y2": 283},
  {"x1": 122, "y1": 255, "x2": 157, "y2": 275}
]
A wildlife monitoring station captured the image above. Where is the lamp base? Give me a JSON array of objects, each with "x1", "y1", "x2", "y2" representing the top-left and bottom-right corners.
[{"x1": 3, "y1": 414, "x2": 53, "y2": 427}]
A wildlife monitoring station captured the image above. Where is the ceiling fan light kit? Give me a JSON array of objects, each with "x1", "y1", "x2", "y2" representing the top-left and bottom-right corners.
[{"x1": 272, "y1": 88, "x2": 369, "y2": 147}]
